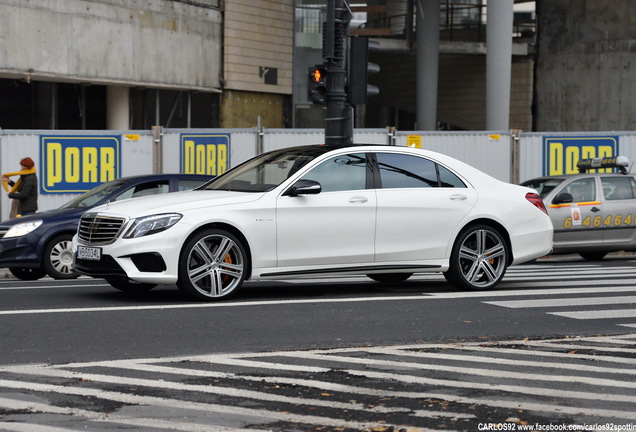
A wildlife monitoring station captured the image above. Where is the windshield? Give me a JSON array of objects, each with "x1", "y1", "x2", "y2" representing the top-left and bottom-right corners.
[
  {"x1": 203, "y1": 146, "x2": 332, "y2": 192},
  {"x1": 521, "y1": 178, "x2": 565, "y2": 198},
  {"x1": 59, "y1": 179, "x2": 129, "y2": 209}
]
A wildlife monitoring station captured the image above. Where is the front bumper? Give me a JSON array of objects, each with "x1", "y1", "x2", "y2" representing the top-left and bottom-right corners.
[
  {"x1": 72, "y1": 229, "x2": 184, "y2": 285},
  {"x1": 75, "y1": 252, "x2": 167, "y2": 277},
  {"x1": 0, "y1": 234, "x2": 43, "y2": 268}
]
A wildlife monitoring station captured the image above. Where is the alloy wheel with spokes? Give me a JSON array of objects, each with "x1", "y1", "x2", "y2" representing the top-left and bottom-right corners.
[
  {"x1": 177, "y1": 228, "x2": 247, "y2": 301},
  {"x1": 444, "y1": 224, "x2": 508, "y2": 291}
]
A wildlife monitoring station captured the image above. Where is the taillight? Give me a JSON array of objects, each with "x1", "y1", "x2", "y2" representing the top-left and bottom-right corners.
[{"x1": 526, "y1": 192, "x2": 548, "y2": 214}]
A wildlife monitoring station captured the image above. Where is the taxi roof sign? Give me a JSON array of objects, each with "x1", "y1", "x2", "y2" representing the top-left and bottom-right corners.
[{"x1": 577, "y1": 156, "x2": 630, "y2": 174}]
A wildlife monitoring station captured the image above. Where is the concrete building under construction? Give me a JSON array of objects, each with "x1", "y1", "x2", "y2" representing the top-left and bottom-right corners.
[{"x1": 1, "y1": 0, "x2": 635, "y2": 132}]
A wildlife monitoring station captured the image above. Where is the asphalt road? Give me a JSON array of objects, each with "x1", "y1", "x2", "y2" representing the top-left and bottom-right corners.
[{"x1": 0, "y1": 256, "x2": 635, "y2": 430}]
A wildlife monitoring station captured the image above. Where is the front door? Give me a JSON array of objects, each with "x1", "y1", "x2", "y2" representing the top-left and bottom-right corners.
[
  {"x1": 276, "y1": 153, "x2": 376, "y2": 267},
  {"x1": 550, "y1": 177, "x2": 604, "y2": 248}
]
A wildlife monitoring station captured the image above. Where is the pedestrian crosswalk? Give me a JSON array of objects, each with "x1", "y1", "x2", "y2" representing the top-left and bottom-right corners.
[
  {"x1": 270, "y1": 259, "x2": 636, "y2": 329},
  {"x1": 481, "y1": 260, "x2": 636, "y2": 328},
  {"x1": 0, "y1": 332, "x2": 635, "y2": 430},
  {"x1": 1, "y1": 260, "x2": 636, "y2": 430}
]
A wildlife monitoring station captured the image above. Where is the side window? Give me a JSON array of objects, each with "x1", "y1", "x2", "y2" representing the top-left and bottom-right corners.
[
  {"x1": 438, "y1": 164, "x2": 467, "y2": 188},
  {"x1": 563, "y1": 178, "x2": 595, "y2": 202},
  {"x1": 601, "y1": 176, "x2": 636, "y2": 200},
  {"x1": 376, "y1": 153, "x2": 465, "y2": 188},
  {"x1": 114, "y1": 188, "x2": 134, "y2": 201},
  {"x1": 114, "y1": 181, "x2": 170, "y2": 201},
  {"x1": 301, "y1": 153, "x2": 366, "y2": 192},
  {"x1": 179, "y1": 179, "x2": 207, "y2": 191},
  {"x1": 377, "y1": 153, "x2": 437, "y2": 188}
]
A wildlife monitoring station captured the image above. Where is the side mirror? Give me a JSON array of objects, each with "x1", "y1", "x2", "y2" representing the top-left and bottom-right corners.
[
  {"x1": 285, "y1": 179, "x2": 321, "y2": 197},
  {"x1": 553, "y1": 192, "x2": 574, "y2": 205}
]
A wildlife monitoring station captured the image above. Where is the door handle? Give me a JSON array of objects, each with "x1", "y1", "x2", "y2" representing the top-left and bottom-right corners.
[
  {"x1": 349, "y1": 196, "x2": 368, "y2": 204},
  {"x1": 450, "y1": 194, "x2": 468, "y2": 201},
  {"x1": 591, "y1": 207, "x2": 601, "y2": 213}
]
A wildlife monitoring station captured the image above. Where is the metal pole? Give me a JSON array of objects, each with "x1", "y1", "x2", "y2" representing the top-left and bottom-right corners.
[
  {"x1": 187, "y1": 91, "x2": 192, "y2": 128},
  {"x1": 486, "y1": 0, "x2": 514, "y2": 130},
  {"x1": 51, "y1": 83, "x2": 57, "y2": 129},
  {"x1": 152, "y1": 126, "x2": 163, "y2": 174},
  {"x1": 416, "y1": 0, "x2": 439, "y2": 131},
  {"x1": 324, "y1": 0, "x2": 352, "y2": 146},
  {"x1": 155, "y1": 90, "x2": 160, "y2": 127}
]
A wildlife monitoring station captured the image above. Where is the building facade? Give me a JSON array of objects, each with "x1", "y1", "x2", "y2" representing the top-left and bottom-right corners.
[
  {"x1": 0, "y1": 0, "x2": 293, "y2": 130},
  {"x1": 535, "y1": 0, "x2": 636, "y2": 131},
  {"x1": 222, "y1": 0, "x2": 293, "y2": 128},
  {"x1": 5, "y1": 0, "x2": 630, "y2": 134}
]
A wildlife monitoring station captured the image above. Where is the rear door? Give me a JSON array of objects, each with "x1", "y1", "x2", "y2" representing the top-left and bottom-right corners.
[{"x1": 372, "y1": 152, "x2": 477, "y2": 262}]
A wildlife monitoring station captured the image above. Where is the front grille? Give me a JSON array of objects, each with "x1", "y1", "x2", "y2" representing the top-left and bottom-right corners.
[
  {"x1": 0, "y1": 229, "x2": 8, "y2": 239},
  {"x1": 78, "y1": 214, "x2": 126, "y2": 245}
]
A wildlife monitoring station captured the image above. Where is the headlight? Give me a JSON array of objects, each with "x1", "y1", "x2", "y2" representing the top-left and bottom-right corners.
[
  {"x1": 123, "y1": 213, "x2": 182, "y2": 239},
  {"x1": 3, "y1": 220, "x2": 43, "y2": 238}
]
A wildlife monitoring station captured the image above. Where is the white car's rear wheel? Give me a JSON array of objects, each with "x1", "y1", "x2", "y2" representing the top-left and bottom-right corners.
[
  {"x1": 444, "y1": 224, "x2": 508, "y2": 291},
  {"x1": 177, "y1": 229, "x2": 247, "y2": 301}
]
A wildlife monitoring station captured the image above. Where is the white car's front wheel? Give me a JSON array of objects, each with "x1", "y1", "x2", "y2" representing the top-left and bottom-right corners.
[
  {"x1": 177, "y1": 228, "x2": 247, "y2": 301},
  {"x1": 444, "y1": 224, "x2": 508, "y2": 291}
]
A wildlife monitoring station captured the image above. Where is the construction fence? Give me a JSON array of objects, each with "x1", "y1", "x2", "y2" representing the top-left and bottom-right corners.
[{"x1": 1, "y1": 127, "x2": 635, "y2": 220}]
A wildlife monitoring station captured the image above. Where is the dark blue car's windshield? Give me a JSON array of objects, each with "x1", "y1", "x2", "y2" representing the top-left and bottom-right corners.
[{"x1": 59, "y1": 180, "x2": 128, "y2": 209}]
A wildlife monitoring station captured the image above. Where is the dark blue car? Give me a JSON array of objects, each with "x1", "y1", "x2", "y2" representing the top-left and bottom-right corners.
[{"x1": 0, "y1": 174, "x2": 212, "y2": 280}]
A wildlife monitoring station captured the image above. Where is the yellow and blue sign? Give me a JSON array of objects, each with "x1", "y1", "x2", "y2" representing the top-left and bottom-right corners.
[
  {"x1": 181, "y1": 134, "x2": 230, "y2": 176},
  {"x1": 40, "y1": 135, "x2": 121, "y2": 194},
  {"x1": 543, "y1": 136, "x2": 619, "y2": 175}
]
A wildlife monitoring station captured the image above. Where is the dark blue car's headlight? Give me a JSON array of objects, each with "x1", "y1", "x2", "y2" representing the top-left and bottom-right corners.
[{"x1": 3, "y1": 220, "x2": 43, "y2": 238}]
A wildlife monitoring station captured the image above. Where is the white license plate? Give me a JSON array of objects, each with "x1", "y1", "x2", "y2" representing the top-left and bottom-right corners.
[{"x1": 77, "y1": 246, "x2": 102, "y2": 261}]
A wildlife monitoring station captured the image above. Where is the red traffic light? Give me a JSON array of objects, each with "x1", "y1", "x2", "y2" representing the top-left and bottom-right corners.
[
  {"x1": 310, "y1": 67, "x2": 326, "y2": 83},
  {"x1": 308, "y1": 66, "x2": 327, "y2": 105}
]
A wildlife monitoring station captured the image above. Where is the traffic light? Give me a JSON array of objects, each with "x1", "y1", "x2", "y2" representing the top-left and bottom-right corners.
[
  {"x1": 348, "y1": 36, "x2": 380, "y2": 105},
  {"x1": 308, "y1": 66, "x2": 328, "y2": 105}
]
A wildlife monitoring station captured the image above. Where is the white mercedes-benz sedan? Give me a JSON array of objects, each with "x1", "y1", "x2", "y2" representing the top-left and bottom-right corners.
[{"x1": 73, "y1": 144, "x2": 553, "y2": 300}]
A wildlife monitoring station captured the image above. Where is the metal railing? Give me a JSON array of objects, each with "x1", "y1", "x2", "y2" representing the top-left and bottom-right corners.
[{"x1": 351, "y1": 1, "x2": 535, "y2": 45}]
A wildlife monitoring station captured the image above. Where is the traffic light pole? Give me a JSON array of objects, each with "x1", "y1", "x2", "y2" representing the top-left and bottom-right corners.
[
  {"x1": 325, "y1": 67, "x2": 352, "y2": 146},
  {"x1": 308, "y1": 0, "x2": 379, "y2": 145},
  {"x1": 323, "y1": 0, "x2": 352, "y2": 146}
]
